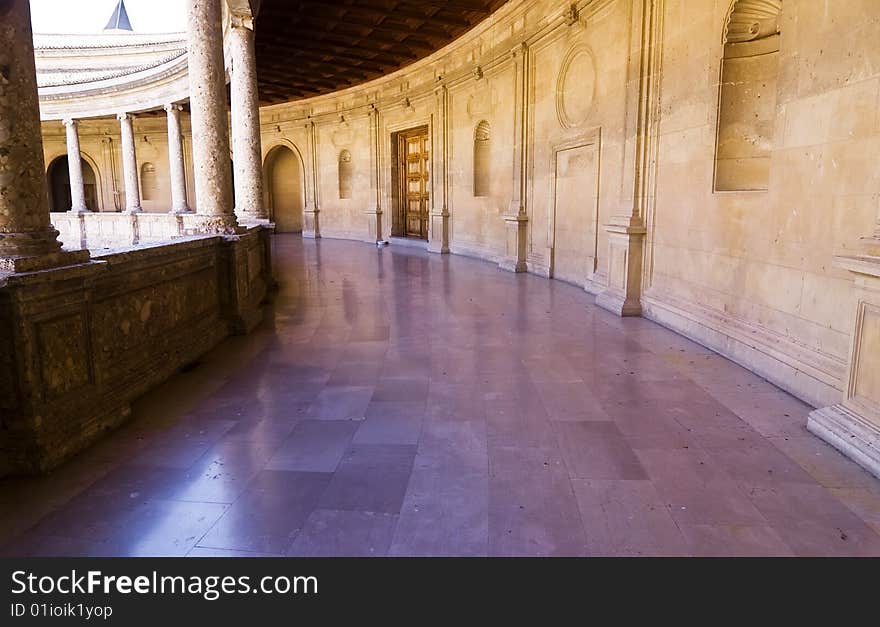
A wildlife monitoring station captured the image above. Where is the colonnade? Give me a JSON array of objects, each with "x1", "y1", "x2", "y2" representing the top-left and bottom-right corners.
[{"x1": 11, "y1": 0, "x2": 265, "y2": 247}]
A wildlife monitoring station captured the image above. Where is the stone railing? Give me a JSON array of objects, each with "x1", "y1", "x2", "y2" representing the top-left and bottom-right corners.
[
  {"x1": 0, "y1": 226, "x2": 273, "y2": 476},
  {"x1": 51, "y1": 211, "x2": 272, "y2": 251}
]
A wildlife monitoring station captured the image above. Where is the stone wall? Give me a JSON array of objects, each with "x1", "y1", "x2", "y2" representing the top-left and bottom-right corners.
[
  {"x1": 36, "y1": 0, "x2": 880, "y2": 411},
  {"x1": 0, "y1": 228, "x2": 272, "y2": 477},
  {"x1": 251, "y1": 0, "x2": 880, "y2": 409}
]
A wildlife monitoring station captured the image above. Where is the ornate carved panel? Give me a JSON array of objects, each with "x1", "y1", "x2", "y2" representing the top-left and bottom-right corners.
[
  {"x1": 556, "y1": 46, "x2": 596, "y2": 129},
  {"x1": 37, "y1": 312, "x2": 92, "y2": 399}
]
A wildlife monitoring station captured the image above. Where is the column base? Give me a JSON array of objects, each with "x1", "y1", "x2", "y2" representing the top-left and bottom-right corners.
[
  {"x1": 808, "y1": 404, "x2": 880, "y2": 480},
  {"x1": 69, "y1": 207, "x2": 90, "y2": 214},
  {"x1": 124, "y1": 208, "x2": 142, "y2": 215},
  {"x1": 499, "y1": 259, "x2": 528, "y2": 273},
  {"x1": 236, "y1": 211, "x2": 270, "y2": 222},
  {"x1": 303, "y1": 207, "x2": 320, "y2": 239},
  {"x1": 595, "y1": 218, "x2": 646, "y2": 317},
  {"x1": 366, "y1": 205, "x2": 383, "y2": 243},
  {"x1": 170, "y1": 207, "x2": 193, "y2": 215},
  {"x1": 596, "y1": 289, "x2": 643, "y2": 317},
  {"x1": 498, "y1": 208, "x2": 528, "y2": 272},
  {"x1": 181, "y1": 214, "x2": 244, "y2": 235},
  {"x1": 428, "y1": 210, "x2": 450, "y2": 254}
]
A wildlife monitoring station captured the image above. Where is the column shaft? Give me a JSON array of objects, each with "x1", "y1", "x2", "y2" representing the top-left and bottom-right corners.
[
  {"x1": 62, "y1": 119, "x2": 88, "y2": 212},
  {"x1": 229, "y1": 14, "x2": 266, "y2": 220},
  {"x1": 164, "y1": 104, "x2": 190, "y2": 213},
  {"x1": 187, "y1": 0, "x2": 237, "y2": 231},
  {"x1": 117, "y1": 113, "x2": 141, "y2": 213},
  {"x1": 0, "y1": 0, "x2": 64, "y2": 268}
]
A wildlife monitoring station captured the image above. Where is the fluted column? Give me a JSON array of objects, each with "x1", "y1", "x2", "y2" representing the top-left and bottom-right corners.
[
  {"x1": 117, "y1": 113, "x2": 141, "y2": 213},
  {"x1": 0, "y1": 0, "x2": 68, "y2": 271},
  {"x1": 186, "y1": 0, "x2": 237, "y2": 232},
  {"x1": 229, "y1": 11, "x2": 266, "y2": 220},
  {"x1": 62, "y1": 118, "x2": 88, "y2": 213},
  {"x1": 164, "y1": 104, "x2": 190, "y2": 213}
]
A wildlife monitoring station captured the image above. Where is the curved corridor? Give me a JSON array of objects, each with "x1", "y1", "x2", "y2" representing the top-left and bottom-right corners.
[{"x1": 2, "y1": 235, "x2": 880, "y2": 556}]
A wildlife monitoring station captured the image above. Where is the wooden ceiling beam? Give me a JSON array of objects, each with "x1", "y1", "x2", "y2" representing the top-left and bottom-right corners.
[{"x1": 255, "y1": 0, "x2": 504, "y2": 102}]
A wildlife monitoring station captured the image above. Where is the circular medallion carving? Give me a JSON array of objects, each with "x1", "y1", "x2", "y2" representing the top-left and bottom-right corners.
[{"x1": 556, "y1": 46, "x2": 596, "y2": 129}]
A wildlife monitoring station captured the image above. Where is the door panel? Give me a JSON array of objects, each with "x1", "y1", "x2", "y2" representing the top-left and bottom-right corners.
[
  {"x1": 398, "y1": 128, "x2": 430, "y2": 240},
  {"x1": 552, "y1": 144, "x2": 600, "y2": 285}
]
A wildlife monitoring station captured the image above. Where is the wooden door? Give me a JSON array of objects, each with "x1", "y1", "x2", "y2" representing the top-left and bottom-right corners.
[{"x1": 398, "y1": 128, "x2": 430, "y2": 239}]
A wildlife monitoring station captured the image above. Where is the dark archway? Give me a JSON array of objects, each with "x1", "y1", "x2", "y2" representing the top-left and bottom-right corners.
[
  {"x1": 264, "y1": 145, "x2": 305, "y2": 233},
  {"x1": 47, "y1": 155, "x2": 99, "y2": 212}
]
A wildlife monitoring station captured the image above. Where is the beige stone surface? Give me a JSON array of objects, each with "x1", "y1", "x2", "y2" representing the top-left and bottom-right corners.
[{"x1": 29, "y1": 0, "x2": 880, "y2": 426}]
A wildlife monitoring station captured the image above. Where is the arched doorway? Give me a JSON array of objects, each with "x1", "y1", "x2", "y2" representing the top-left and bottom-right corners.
[
  {"x1": 264, "y1": 145, "x2": 304, "y2": 232},
  {"x1": 47, "y1": 156, "x2": 99, "y2": 212}
]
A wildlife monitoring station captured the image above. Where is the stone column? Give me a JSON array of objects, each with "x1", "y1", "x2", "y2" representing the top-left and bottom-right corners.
[
  {"x1": 0, "y1": 0, "x2": 79, "y2": 272},
  {"x1": 187, "y1": 0, "x2": 237, "y2": 232},
  {"x1": 164, "y1": 104, "x2": 190, "y2": 213},
  {"x1": 117, "y1": 113, "x2": 141, "y2": 213},
  {"x1": 62, "y1": 119, "x2": 89, "y2": 213},
  {"x1": 229, "y1": 11, "x2": 266, "y2": 220}
]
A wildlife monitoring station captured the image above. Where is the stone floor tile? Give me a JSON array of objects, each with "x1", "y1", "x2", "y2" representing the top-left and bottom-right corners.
[
  {"x1": 197, "y1": 470, "x2": 332, "y2": 554},
  {"x1": 572, "y1": 479, "x2": 689, "y2": 557},
  {"x1": 318, "y1": 444, "x2": 417, "y2": 514},
  {"x1": 3, "y1": 236, "x2": 880, "y2": 557},
  {"x1": 287, "y1": 509, "x2": 398, "y2": 557},
  {"x1": 265, "y1": 420, "x2": 358, "y2": 472}
]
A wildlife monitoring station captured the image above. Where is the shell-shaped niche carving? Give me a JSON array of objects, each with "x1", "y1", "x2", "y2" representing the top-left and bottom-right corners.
[
  {"x1": 140, "y1": 162, "x2": 157, "y2": 201},
  {"x1": 556, "y1": 46, "x2": 596, "y2": 129},
  {"x1": 338, "y1": 149, "x2": 353, "y2": 199},
  {"x1": 473, "y1": 120, "x2": 491, "y2": 197},
  {"x1": 725, "y1": 0, "x2": 782, "y2": 44}
]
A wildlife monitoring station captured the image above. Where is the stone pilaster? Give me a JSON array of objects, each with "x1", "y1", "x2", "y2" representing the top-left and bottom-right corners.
[
  {"x1": 0, "y1": 0, "x2": 86, "y2": 273},
  {"x1": 499, "y1": 43, "x2": 529, "y2": 272},
  {"x1": 808, "y1": 251, "x2": 880, "y2": 480},
  {"x1": 186, "y1": 0, "x2": 238, "y2": 233},
  {"x1": 429, "y1": 85, "x2": 450, "y2": 254},
  {"x1": 164, "y1": 104, "x2": 190, "y2": 213},
  {"x1": 62, "y1": 118, "x2": 89, "y2": 213},
  {"x1": 366, "y1": 106, "x2": 383, "y2": 242},
  {"x1": 117, "y1": 113, "x2": 142, "y2": 214},
  {"x1": 595, "y1": 0, "x2": 662, "y2": 316},
  {"x1": 302, "y1": 120, "x2": 320, "y2": 238},
  {"x1": 229, "y1": 11, "x2": 267, "y2": 220}
]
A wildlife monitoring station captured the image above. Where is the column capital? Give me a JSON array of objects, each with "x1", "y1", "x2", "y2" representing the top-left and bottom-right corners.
[
  {"x1": 116, "y1": 112, "x2": 134, "y2": 122},
  {"x1": 163, "y1": 103, "x2": 184, "y2": 114},
  {"x1": 61, "y1": 117, "x2": 78, "y2": 128},
  {"x1": 230, "y1": 11, "x2": 254, "y2": 30}
]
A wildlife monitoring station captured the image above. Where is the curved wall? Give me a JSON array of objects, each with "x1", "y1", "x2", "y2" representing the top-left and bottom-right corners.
[{"x1": 254, "y1": 0, "x2": 880, "y2": 410}]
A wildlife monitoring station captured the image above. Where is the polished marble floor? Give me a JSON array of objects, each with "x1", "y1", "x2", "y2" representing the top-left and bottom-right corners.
[{"x1": 3, "y1": 234, "x2": 880, "y2": 557}]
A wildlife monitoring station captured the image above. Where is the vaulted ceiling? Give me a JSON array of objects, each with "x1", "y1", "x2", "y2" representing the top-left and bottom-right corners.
[{"x1": 254, "y1": 0, "x2": 509, "y2": 104}]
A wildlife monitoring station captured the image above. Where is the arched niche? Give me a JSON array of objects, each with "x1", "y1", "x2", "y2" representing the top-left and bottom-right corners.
[
  {"x1": 714, "y1": 0, "x2": 782, "y2": 192},
  {"x1": 140, "y1": 162, "x2": 158, "y2": 201},
  {"x1": 338, "y1": 149, "x2": 353, "y2": 199},
  {"x1": 263, "y1": 143, "x2": 305, "y2": 232},
  {"x1": 473, "y1": 120, "x2": 491, "y2": 197},
  {"x1": 46, "y1": 154, "x2": 100, "y2": 212}
]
